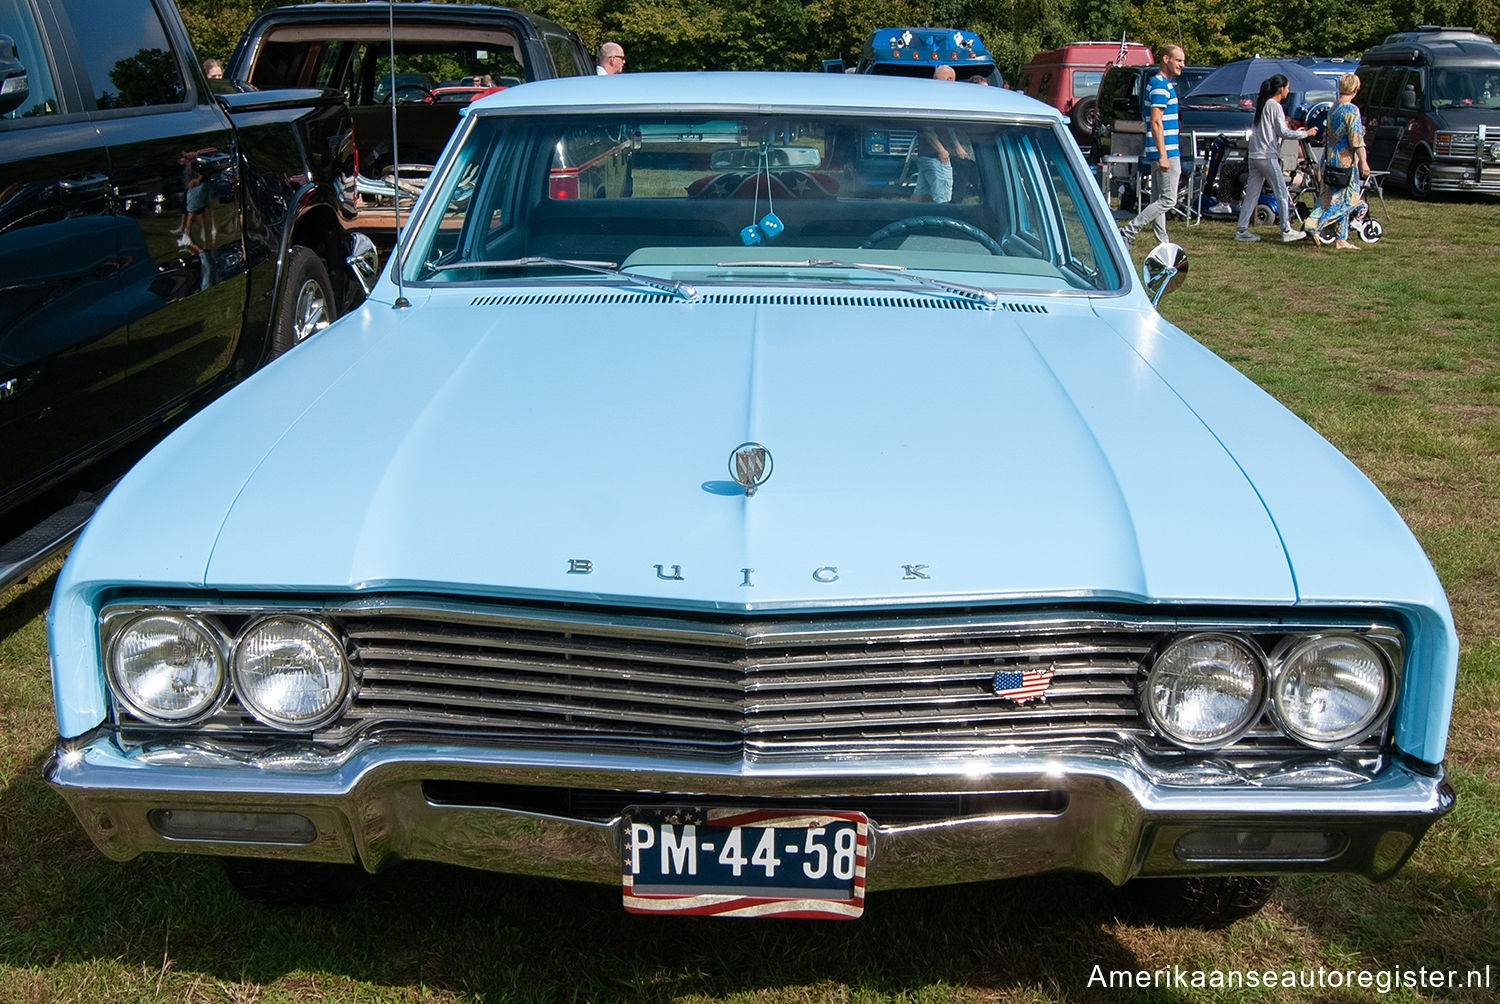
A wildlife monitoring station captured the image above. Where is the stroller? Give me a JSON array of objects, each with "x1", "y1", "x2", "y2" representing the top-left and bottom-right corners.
[{"x1": 1311, "y1": 170, "x2": 1388, "y2": 245}]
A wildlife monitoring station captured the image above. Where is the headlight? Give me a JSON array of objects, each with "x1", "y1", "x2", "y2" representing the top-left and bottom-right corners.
[
  {"x1": 108, "y1": 613, "x2": 227, "y2": 724},
  {"x1": 232, "y1": 616, "x2": 349, "y2": 730},
  {"x1": 1271, "y1": 635, "x2": 1390, "y2": 748},
  {"x1": 1144, "y1": 634, "x2": 1266, "y2": 749}
]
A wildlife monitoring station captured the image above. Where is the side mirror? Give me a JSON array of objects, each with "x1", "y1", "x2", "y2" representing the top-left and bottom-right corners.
[
  {"x1": 1142, "y1": 242, "x2": 1187, "y2": 306},
  {"x1": 821, "y1": 58, "x2": 846, "y2": 74},
  {"x1": 1399, "y1": 86, "x2": 1418, "y2": 111},
  {"x1": 346, "y1": 231, "x2": 380, "y2": 294},
  {"x1": 0, "y1": 35, "x2": 30, "y2": 116}
]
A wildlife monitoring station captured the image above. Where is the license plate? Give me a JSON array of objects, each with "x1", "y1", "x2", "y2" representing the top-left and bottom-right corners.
[{"x1": 621, "y1": 807, "x2": 868, "y2": 919}]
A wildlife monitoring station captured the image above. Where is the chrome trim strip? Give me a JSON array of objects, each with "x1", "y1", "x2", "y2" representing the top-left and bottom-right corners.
[{"x1": 101, "y1": 596, "x2": 1405, "y2": 645}]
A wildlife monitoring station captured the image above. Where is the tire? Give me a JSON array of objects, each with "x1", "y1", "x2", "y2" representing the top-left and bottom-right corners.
[
  {"x1": 1072, "y1": 97, "x2": 1098, "y2": 142},
  {"x1": 1122, "y1": 875, "x2": 1278, "y2": 929},
  {"x1": 1360, "y1": 218, "x2": 1384, "y2": 244},
  {"x1": 1252, "y1": 204, "x2": 1276, "y2": 226},
  {"x1": 271, "y1": 246, "x2": 336, "y2": 358},
  {"x1": 1408, "y1": 151, "x2": 1433, "y2": 200},
  {"x1": 220, "y1": 856, "x2": 365, "y2": 906}
]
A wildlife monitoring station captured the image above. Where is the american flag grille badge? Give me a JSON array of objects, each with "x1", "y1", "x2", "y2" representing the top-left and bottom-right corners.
[{"x1": 991, "y1": 665, "x2": 1056, "y2": 703}]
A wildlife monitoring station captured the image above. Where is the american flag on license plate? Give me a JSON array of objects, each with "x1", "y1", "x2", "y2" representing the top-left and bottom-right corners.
[{"x1": 991, "y1": 665, "x2": 1056, "y2": 703}]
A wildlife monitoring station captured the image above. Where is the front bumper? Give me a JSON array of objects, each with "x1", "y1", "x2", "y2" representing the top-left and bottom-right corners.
[
  {"x1": 1428, "y1": 158, "x2": 1500, "y2": 193},
  {"x1": 46, "y1": 737, "x2": 1453, "y2": 890}
]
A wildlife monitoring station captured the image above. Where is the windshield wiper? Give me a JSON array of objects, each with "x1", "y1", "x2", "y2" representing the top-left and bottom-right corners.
[
  {"x1": 430, "y1": 256, "x2": 697, "y2": 300},
  {"x1": 717, "y1": 258, "x2": 999, "y2": 306}
]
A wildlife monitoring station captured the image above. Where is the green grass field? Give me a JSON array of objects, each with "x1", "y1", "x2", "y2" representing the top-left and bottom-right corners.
[{"x1": 2, "y1": 194, "x2": 1498, "y2": 1003}]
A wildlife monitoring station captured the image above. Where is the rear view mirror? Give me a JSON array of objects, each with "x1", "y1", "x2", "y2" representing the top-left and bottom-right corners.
[
  {"x1": 1142, "y1": 242, "x2": 1187, "y2": 306},
  {"x1": 0, "y1": 35, "x2": 30, "y2": 116}
]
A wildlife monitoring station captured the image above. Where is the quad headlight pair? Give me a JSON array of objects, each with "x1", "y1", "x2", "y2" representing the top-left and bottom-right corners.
[
  {"x1": 107, "y1": 613, "x2": 348, "y2": 730},
  {"x1": 1144, "y1": 632, "x2": 1395, "y2": 751}
]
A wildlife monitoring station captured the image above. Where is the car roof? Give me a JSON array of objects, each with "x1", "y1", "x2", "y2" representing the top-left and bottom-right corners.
[
  {"x1": 1109, "y1": 63, "x2": 1213, "y2": 78},
  {"x1": 240, "y1": 1, "x2": 573, "y2": 35},
  {"x1": 1023, "y1": 42, "x2": 1153, "y2": 67},
  {"x1": 862, "y1": 27, "x2": 995, "y2": 65},
  {"x1": 469, "y1": 71, "x2": 1064, "y2": 120},
  {"x1": 1362, "y1": 28, "x2": 1500, "y2": 65}
]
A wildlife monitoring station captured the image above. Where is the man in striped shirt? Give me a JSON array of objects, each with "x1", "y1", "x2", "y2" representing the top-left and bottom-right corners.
[{"x1": 1120, "y1": 44, "x2": 1186, "y2": 247}]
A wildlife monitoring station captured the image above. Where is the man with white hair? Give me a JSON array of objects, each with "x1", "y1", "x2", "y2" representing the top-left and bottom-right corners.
[{"x1": 596, "y1": 42, "x2": 625, "y2": 74}]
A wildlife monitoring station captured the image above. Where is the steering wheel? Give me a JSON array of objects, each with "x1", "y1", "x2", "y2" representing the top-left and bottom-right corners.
[
  {"x1": 859, "y1": 215, "x2": 1005, "y2": 255},
  {"x1": 394, "y1": 84, "x2": 435, "y2": 103}
]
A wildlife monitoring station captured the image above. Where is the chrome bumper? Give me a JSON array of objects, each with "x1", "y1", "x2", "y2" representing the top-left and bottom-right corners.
[
  {"x1": 46, "y1": 737, "x2": 1453, "y2": 889},
  {"x1": 1429, "y1": 159, "x2": 1500, "y2": 193}
]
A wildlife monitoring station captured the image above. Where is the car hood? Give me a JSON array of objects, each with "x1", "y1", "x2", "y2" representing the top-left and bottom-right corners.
[
  {"x1": 104, "y1": 291, "x2": 1300, "y2": 609},
  {"x1": 1425, "y1": 105, "x2": 1500, "y2": 129}
]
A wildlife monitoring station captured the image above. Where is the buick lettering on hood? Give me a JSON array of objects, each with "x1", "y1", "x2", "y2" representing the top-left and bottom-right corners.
[{"x1": 46, "y1": 72, "x2": 1456, "y2": 924}]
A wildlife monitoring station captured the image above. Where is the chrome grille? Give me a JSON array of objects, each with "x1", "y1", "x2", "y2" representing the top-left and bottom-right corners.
[
  {"x1": 345, "y1": 613, "x2": 1150, "y2": 749},
  {"x1": 887, "y1": 129, "x2": 917, "y2": 156},
  {"x1": 1442, "y1": 132, "x2": 1479, "y2": 157}
]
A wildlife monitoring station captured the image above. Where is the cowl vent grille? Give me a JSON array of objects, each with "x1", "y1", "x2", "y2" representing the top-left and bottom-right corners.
[{"x1": 467, "y1": 292, "x2": 1048, "y2": 313}]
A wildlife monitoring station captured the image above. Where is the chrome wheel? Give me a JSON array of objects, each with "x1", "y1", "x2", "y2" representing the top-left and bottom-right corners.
[
  {"x1": 271, "y1": 247, "x2": 337, "y2": 358},
  {"x1": 292, "y1": 279, "x2": 331, "y2": 343},
  {"x1": 1409, "y1": 154, "x2": 1432, "y2": 200}
]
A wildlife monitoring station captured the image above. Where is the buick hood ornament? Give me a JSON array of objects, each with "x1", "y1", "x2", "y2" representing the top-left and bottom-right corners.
[{"x1": 729, "y1": 442, "x2": 773, "y2": 495}]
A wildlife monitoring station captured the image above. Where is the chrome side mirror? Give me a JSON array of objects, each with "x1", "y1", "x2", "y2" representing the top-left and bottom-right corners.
[
  {"x1": 1142, "y1": 242, "x2": 1187, "y2": 306},
  {"x1": 346, "y1": 232, "x2": 380, "y2": 294}
]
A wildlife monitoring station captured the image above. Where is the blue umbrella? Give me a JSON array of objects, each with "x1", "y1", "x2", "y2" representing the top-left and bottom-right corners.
[{"x1": 1184, "y1": 57, "x2": 1330, "y2": 99}]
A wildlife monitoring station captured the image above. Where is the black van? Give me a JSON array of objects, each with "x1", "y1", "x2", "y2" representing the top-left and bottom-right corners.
[{"x1": 1355, "y1": 27, "x2": 1500, "y2": 198}]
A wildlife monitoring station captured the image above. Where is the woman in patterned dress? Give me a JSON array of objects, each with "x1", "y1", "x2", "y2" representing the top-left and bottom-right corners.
[{"x1": 1310, "y1": 73, "x2": 1371, "y2": 250}]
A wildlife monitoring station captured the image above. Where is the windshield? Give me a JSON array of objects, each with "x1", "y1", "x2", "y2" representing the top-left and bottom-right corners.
[
  {"x1": 400, "y1": 111, "x2": 1124, "y2": 294},
  {"x1": 1430, "y1": 68, "x2": 1500, "y2": 108}
]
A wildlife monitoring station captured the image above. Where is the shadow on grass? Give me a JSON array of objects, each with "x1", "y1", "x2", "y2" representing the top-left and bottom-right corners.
[
  {"x1": 1276, "y1": 865, "x2": 1500, "y2": 977},
  {"x1": 0, "y1": 564, "x2": 59, "y2": 643},
  {"x1": 0, "y1": 770, "x2": 1206, "y2": 1004}
]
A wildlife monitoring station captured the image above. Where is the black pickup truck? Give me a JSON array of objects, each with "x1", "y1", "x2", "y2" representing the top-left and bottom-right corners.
[
  {"x1": 228, "y1": 2, "x2": 592, "y2": 241},
  {"x1": 0, "y1": 0, "x2": 370, "y2": 587}
]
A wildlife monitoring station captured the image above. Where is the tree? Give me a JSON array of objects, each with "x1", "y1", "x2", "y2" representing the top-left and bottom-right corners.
[
  {"x1": 104, "y1": 47, "x2": 183, "y2": 107},
  {"x1": 178, "y1": 0, "x2": 285, "y2": 66}
]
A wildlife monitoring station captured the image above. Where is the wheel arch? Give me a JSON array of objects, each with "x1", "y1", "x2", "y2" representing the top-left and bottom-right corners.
[
  {"x1": 1400, "y1": 141, "x2": 1436, "y2": 197},
  {"x1": 271, "y1": 183, "x2": 358, "y2": 337}
]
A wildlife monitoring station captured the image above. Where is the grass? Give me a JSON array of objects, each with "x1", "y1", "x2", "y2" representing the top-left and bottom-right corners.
[{"x1": 3, "y1": 195, "x2": 1500, "y2": 1003}]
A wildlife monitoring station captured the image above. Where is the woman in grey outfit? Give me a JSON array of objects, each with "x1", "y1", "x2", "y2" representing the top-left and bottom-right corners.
[{"x1": 1235, "y1": 74, "x2": 1318, "y2": 242}]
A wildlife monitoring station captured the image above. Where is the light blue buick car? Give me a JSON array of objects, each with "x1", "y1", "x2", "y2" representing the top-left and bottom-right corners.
[{"x1": 46, "y1": 73, "x2": 1456, "y2": 923}]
